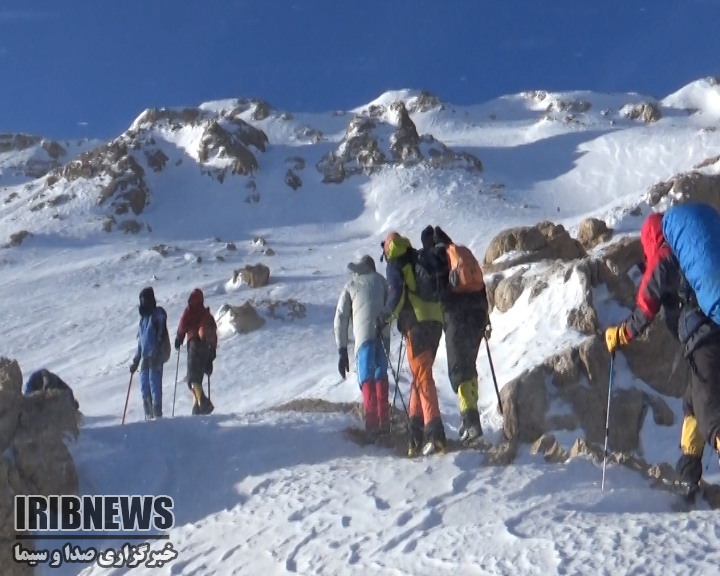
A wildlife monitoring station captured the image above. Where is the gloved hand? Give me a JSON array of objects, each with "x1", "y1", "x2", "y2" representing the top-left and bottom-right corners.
[
  {"x1": 129, "y1": 358, "x2": 139, "y2": 374},
  {"x1": 375, "y1": 315, "x2": 389, "y2": 338},
  {"x1": 484, "y1": 322, "x2": 492, "y2": 341},
  {"x1": 174, "y1": 336, "x2": 183, "y2": 351},
  {"x1": 338, "y1": 347, "x2": 349, "y2": 379},
  {"x1": 205, "y1": 360, "x2": 213, "y2": 377},
  {"x1": 605, "y1": 324, "x2": 629, "y2": 355},
  {"x1": 209, "y1": 347, "x2": 216, "y2": 362}
]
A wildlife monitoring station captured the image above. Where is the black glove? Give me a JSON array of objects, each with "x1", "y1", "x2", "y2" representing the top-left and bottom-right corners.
[
  {"x1": 338, "y1": 347, "x2": 349, "y2": 379},
  {"x1": 209, "y1": 347, "x2": 216, "y2": 362},
  {"x1": 130, "y1": 359, "x2": 139, "y2": 374},
  {"x1": 174, "y1": 336, "x2": 183, "y2": 351},
  {"x1": 205, "y1": 360, "x2": 213, "y2": 376},
  {"x1": 484, "y1": 323, "x2": 492, "y2": 341},
  {"x1": 375, "y1": 316, "x2": 388, "y2": 338}
]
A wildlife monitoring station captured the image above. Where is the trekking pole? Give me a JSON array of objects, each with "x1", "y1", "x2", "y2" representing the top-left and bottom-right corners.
[
  {"x1": 121, "y1": 373, "x2": 134, "y2": 425},
  {"x1": 380, "y1": 336, "x2": 409, "y2": 416},
  {"x1": 485, "y1": 339, "x2": 503, "y2": 416},
  {"x1": 601, "y1": 354, "x2": 615, "y2": 491},
  {"x1": 390, "y1": 336, "x2": 405, "y2": 413},
  {"x1": 171, "y1": 350, "x2": 180, "y2": 417}
]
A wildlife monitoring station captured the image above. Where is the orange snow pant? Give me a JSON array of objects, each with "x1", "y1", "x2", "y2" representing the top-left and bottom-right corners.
[{"x1": 406, "y1": 321, "x2": 443, "y2": 429}]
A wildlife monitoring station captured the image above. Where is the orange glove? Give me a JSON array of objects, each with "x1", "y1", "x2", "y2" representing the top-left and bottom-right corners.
[{"x1": 605, "y1": 324, "x2": 629, "y2": 354}]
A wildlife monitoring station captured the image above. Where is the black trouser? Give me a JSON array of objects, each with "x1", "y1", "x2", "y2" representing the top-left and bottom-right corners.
[
  {"x1": 444, "y1": 310, "x2": 486, "y2": 394},
  {"x1": 677, "y1": 339, "x2": 720, "y2": 484},
  {"x1": 186, "y1": 338, "x2": 209, "y2": 388}
]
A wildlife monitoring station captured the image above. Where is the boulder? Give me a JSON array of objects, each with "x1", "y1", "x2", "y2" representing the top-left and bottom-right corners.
[
  {"x1": 493, "y1": 271, "x2": 526, "y2": 312},
  {"x1": 622, "y1": 317, "x2": 690, "y2": 397},
  {"x1": 577, "y1": 217, "x2": 612, "y2": 250},
  {"x1": 484, "y1": 221, "x2": 585, "y2": 270},
  {"x1": 600, "y1": 237, "x2": 643, "y2": 277},
  {"x1": 285, "y1": 169, "x2": 302, "y2": 190},
  {"x1": 608, "y1": 388, "x2": 647, "y2": 453},
  {"x1": 484, "y1": 440, "x2": 519, "y2": 466},
  {"x1": 234, "y1": 264, "x2": 270, "y2": 288},
  {"x1": 220, "y1": 302, "x2": 266, "y2": 334},
  {"x1": 500, "y1": 366, "x2": 547, "y2": 443},
  {"x1": 566, "y1": 302, "x2": 599, "y2": 336}
]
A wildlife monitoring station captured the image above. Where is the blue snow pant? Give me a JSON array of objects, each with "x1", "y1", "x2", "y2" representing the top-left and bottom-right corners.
[
  {"x1": 356, "y1": 339, "x2": 390, "y2": 431},
  {"x1": 140, "y1": 365, "x2": 163, "y2": 417}
]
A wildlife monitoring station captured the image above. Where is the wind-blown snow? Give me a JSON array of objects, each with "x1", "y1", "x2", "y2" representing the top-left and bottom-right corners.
[{"x1": 2, "y1": 79, "x2": 720, "y2": 575}]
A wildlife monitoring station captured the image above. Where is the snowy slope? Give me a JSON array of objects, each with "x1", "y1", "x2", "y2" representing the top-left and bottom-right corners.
[{"x1": 2, "y1": 78, "x2": 720, "y2": 575}]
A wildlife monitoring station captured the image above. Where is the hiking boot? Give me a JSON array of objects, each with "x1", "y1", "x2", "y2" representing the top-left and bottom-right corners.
[
  {"x1": 142, "y1": 396, "x2": 154, "y2": 421},
  {"x1": 199, "y1": 397, "x2": 214, "y2": 415},
  {"x1": 459, "y1": 409, "x2": 483, "y2": 443}
]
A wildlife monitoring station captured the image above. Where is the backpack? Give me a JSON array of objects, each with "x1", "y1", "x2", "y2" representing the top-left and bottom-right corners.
[
  {"x1": 155, "y1": 307, "x2": 172, "y2": 364},
  {"x1": 198, "y1": 310, "x2": 218, "y2": 351},
  {"x1": 662, "y1": 203, "x2": 720, "y2": 325},
  {"x1": 410, "y1": 247, "x2": 449, "y2": 302},
  {"x1": 446, "y1": 244, "x2": 485, "y2": 293}
]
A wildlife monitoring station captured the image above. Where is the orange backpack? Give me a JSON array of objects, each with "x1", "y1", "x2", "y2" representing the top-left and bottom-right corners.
[{"x1": 446, "y1": 244, "x2": 485, "y2": 293}]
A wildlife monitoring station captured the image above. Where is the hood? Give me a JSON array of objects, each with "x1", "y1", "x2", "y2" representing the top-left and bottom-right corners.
[
  {"x1": 188, "y1": 288, "x2": 204, "y2": 308},
  {"x1": 640, "y1": 212, "x2": 666, "y2": 262},
  {"x1": 433, "y1": 226, "x2": 453, "y2": 247},
  {"x1": 420, "y1": 225, "x2": 435, "y2": 250},
  {"x1": 348, "y1": 254, "x2": 376, "y2": 275},
  {"x1": 383, "y1": 232, "x2": 412, "y2": 260},
  {"x1": 139, "y1": 286, "x2": 157, "y2": 316}
]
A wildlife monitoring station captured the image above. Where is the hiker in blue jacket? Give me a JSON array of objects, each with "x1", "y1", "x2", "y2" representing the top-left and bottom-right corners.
[{"x1": 130, "y1": 287, "x2": 169, "y2": 420}]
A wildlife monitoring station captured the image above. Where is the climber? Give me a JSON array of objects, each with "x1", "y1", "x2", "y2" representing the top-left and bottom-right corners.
[
  {"x1": 604, "y1": 204, "x2": 720, "y2": 498},
  {"x1": 130, "y1": 287, "x2": 170, "y2": 420},
  {"x1": 334, "y1": 254, "x2": 391, "y2": 434},
  {"x1": 376, "y1": 232, "x2": 447, "y2": 456},
  {"x1": 24, "y1": 368, "x2": 79, "y2": 410},
  {"x1": 422, "y1": 225, "x2": 490, "y2": 442},
  {"x1": 175, "y1": 288, "x2": 216, "y2": 415}
]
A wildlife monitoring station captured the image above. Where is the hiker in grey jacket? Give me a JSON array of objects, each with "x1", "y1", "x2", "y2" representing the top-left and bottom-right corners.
[{"x1": 334, "y1": 255, "x2": 392, "y2": 432}]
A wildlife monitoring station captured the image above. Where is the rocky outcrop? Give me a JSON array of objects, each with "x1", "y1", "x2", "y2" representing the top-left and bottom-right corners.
[
  {"x1": 623, "y1": 102, "x2": 663, "y2": 123},
  {"x1": 316, "y1": 101, "x2": 481, "y2": 183},
  {"x1": 484, "y1": 221, "x2": 586, "y2": 271},
  {"x1": 647, "y1": 171, "x2": 720, "y2": 213},
  {"x1": 0, "y1": 358, "x2": 79, "y2": 572},
  {"x1": 253, "y1": 298, "x2": 307, "y2": 322},
  {"x1": 197, "y1": 120, "x2": 267, "y2": 177},
  {"x1": 0, "y1": 133, "x2": 42, "y2": 153},
  {"x1": 499, "y1": 249, "x2": 687, "y2": 454},
  {"x1": 3, "y1": 230, "x2": 32, "y2": 248}
]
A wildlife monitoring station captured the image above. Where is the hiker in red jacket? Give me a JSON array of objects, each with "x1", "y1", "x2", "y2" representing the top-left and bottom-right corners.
[{"x1": 175, "y1": 288, "x2": 217, "y2": 415}]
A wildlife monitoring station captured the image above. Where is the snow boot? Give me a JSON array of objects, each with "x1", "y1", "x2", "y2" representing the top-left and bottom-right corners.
[
  {"x1": 153, "y1": 403, "x2": 163, "y2": 419},
  {"x1": 407, "y1": 416, "x2": 424, "y2": 457},
  {"x1": 459, "y1": 409, "x2": 483, "y2": 443},
  {"x1": 422, "y1": 418, "x2": 447, "y2": 456},
  {"x1": 142, "y1": 396, "x2": 154, "y2": 421},
  {"x1": 191, "y1": 383, "x2": 214, "y2": 415}
]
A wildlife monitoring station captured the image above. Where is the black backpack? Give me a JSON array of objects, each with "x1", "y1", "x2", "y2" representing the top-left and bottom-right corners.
[{"x1": 410, "y1": 247, "x2": 449, "y2": 302}]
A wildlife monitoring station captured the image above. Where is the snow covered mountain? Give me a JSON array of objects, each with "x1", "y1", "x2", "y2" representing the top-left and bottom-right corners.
[{"x1": 2, "y1": 77, "x2": 720, "y2": 575}]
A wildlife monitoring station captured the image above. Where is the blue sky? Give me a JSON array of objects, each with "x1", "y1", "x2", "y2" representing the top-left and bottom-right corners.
[{"x1": 1, "y1": 0, "x2": 719, "y2": 140}]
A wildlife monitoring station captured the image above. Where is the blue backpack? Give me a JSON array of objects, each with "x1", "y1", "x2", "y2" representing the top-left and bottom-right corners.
[{"x1": 662, "y1": 203, "x2": 720, "y2": 325}]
